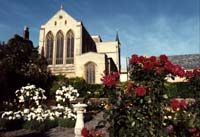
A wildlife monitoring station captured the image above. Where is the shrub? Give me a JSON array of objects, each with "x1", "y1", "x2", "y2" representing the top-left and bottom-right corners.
[
  {"x1": 49, "y1": 76, "x2": 104, "y2": 98},
  {"x1": 0, "y1": 118, "x2": 23, "y2": 130},
  {"x1": 58, "y1": 118, "x2": 76, "y2": 128},
  {"x1": 165, "y1": 82, "x2": 193, "y2": 98},
  {"x1": 102, "y1": 54, "x2": 200, "y2": 137}
]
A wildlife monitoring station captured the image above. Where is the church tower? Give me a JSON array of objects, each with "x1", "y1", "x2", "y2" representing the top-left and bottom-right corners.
[{"x1": 38, "y1": 6, "x2": 121, "y2": 84}]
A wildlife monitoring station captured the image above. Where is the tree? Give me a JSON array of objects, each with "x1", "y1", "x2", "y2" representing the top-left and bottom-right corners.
[{"x1": 0, "y1": 35, "x2": 52, "y2": 102}]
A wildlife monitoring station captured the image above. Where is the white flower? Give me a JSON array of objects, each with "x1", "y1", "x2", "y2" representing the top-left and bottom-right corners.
[
  {"x1": 57, "y1": 104, "x2": 64, "y2": 109},
  {"x1": 36, "y1": 116, "x2": 44, "y2": 122},
  {"x1": 35, "y1": 100, "x2": 39, "y2": 105},
  {"x1": 18, "y1": 96, "x2": 24, "y2": 102},
  {"x1": 26, "y1": 92, "x2": 30, "y2": 96},
  {"x1": 36, "y1": 106, "x2": 43, "y2": 113},
  {"x1": 168, "y1": 116, "x2": 172, "y2": 119},
  {"x1": 42, "y1": 95, "x2": 47, "y2": 100},
  {"x1": 49, "y1": 116, "x2": 55, "y2": 120},
  {"x1": 33, "y1": 96, "x2": 38, "y2": 100},
  {"x1": 24, "y1": 108, "x2": 30, "y2": 114},
  {"x1": 35, "y1": 91, "x2": 39, "y2": 96},
  {"x1": 163, "y1": 94, "x2": 168, "y2": 99},
  {"x1": 56, "y1": 96, "x2": 62, "y2": 102},
  {"x1": 15, "y1": 114, "x2": 21, "y2": 119},
  {"x1": 55, "y1": 111, "x2": 61, "y2": 117},
  {"x1": 8, "y1": 116, "x2": 13, "y2": 120},
  {"x1": 15, "y1": 90, "x2": 19, "y2": 94}
]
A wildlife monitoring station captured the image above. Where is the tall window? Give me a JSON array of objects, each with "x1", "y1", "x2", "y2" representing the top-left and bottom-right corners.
[
  {"x1": 46, "y1": 32, "x2": 54, "y2": 65},
  {"x1": 85, "y1": 62, "x2": 95, "y2": 84},
  {"x1": 56, "y1": 31, "x2": 64, "y2": 64},
  {"x1": 66, "y1": 30, "x2": 74, "y2": 64}
]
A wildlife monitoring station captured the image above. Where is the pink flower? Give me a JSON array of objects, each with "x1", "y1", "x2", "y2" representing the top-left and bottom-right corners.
[
  {"x1": 167, "y1": 125, "x2": 174, "y2": 132},
  {"x1": 188, "y1": 128, "x2": 197, "y2": 133},
  {"x1": 135, "y1": 86, "x2": 147, "y2": 97},
  {"x1": 179, "y1": 99, "x2": 187, "y2": 109}
]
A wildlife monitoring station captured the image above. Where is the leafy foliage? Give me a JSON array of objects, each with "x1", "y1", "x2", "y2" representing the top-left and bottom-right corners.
[
  {"x1": 0, "y1": 35, "x2": 52, "y2": 102},
  {"x1": 102, "y1": 54, "x2": 200, "y2": 137}
]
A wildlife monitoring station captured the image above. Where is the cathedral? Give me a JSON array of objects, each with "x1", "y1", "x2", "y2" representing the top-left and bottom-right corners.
[{"x1": 38, "y1": 6, "x2": 121, "y2": 84}]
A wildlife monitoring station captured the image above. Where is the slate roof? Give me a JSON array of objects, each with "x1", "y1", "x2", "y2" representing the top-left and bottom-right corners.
[{"x1": 168, "y1": 54, "x2": 200, "y2": 70}]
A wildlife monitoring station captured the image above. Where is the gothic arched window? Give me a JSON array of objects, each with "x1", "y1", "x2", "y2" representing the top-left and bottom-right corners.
[
  {"x1": 46, "y1": 32, "x2": 54, "y2": 65},
  {"x1": 66, "y1": 30, "x2": 74, "y2": 64},
  {"x1": 56, "y1": 31, "x2": 64, "y2": 64},
  {"x1": 85, "y1": 62, "x2": 96, "y2": 84}
]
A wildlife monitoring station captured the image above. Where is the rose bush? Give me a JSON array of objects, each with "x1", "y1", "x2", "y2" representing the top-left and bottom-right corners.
[
  {"x1": 163, "y1": 99, "x2": 200, "y2": 136},
  {"x1": 102, "y1": 54, "x2": 200, "y2": 137}
]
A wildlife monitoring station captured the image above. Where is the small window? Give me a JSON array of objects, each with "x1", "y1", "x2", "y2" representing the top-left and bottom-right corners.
[
  {"x1": 46, "y1": 32, "x2": 54, "y2": 65},
  {"x1": 85, "y1": 62, "x2": 96, "y2": 84},
  {"x1": 65, "y1": 20, "x2": 67, "y2": 25},
  {"x1": 54, "y1": 21, "x2": 57, "y2": 26},
  {"x1": 59, "y1": 15, "x2": 63, "y2": 19},
  {"x1": 56, "y1": 31, "x2": 64, "y2": 64}
]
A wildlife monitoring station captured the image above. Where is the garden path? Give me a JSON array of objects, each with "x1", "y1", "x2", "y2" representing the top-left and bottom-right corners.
[{"x1": 0, "y1": 112, "x2": 109, "y2": 137}]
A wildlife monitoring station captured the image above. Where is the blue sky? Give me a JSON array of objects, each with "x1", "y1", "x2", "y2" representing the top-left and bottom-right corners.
[{"x1": 0, "y1": 0, "x2": 199, "y2": 68}]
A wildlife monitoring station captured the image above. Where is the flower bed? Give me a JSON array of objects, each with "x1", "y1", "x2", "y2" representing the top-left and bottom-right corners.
[{"x1": 0, "y1": 84, "x2": 79, "y2": 131}]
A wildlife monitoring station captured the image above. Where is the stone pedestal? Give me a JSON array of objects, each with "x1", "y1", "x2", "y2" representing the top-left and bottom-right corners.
[{"x1": 73, "y1": 103, "x2": 87, "y2": 137}]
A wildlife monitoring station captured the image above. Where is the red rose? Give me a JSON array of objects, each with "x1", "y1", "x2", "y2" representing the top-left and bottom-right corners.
[
  {"x1": 167, "y1": 125, "x2": 174, "y2": 132},
  {"x1": 194, "y1": 131, "x2": 200, "y2": 137},
  {"x1": 130, "y1": 54, "x2": 139, "y2": 64},
  {"x1": 186, "y1": 71, "x2": 193, "y2": 78},
  {"x1": 126, "y1": 81, "x2": 135, "y2": 94},
  {"x1": 164, "y1": 61, "x2": 173, "y2": 72},
  {"x1": 139, "y1": 56, "x2": 145, "y2": 63},
  {"x1": 135, "y1": 86, "x2": 147, "y2": 97},
  {"x1": 127, "y1": 81, "x2": 134, "y2": 90},
  {"x1": 81, "y1": 128, "x2": 89, "y2": 137},
  {"x1": 101, "y1": 72, "x2": 119, "y2": 87},
  {"x1": 193, "y1": 68, "x2": 200, "y2": 75},
  {"x1": 160, "y1": 54, "x2": 168, "y2": 62},
  {"x1": 171, "y1": 64, "x2": 185, "y2": 76},
  {"x1": 170, "y1": 98, "x2": 180, "y2": 110},
  {"x1": 144, "y1": 61, "x2": 154, "y2": 70},
  {"x1": 150, "y1": 56, "x2": 157, "y2": 62},
  {"x1": 112, "y1": 72, "x2": 120, "y2": 79},
  {"x1": 177, "y1": 69, "x2": 186, "y2": 78}
]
